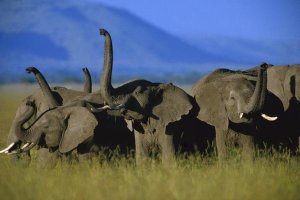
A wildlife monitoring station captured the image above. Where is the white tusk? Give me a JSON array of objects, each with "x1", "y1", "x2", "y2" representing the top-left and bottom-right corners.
[
  {"x1": 261, "y1": 113, "x2": 278, "y2": 121},
  {"x1": 21, "y1": 143, "x2": 31, "y2": 150},
  {"x1": 22, "y1": 143, "x2": 36, "y2": 151},
  {"x1": 91, "y1": 104, "x2": 125, "y2": 112},
  {"x1": 239, "y1": 113, "x2": 244, "y2": 119},
  {"x1": 109, "y1": 104, "x2": 125, "y2": 110},
  {"x1": 0, "y1": 143, "x2": 15, "y2": 154}
]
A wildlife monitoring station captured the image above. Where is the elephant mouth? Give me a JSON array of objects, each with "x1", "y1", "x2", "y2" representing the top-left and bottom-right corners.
[{"x1": 0, "y1": 141, "x2": 36, "y2": 155}]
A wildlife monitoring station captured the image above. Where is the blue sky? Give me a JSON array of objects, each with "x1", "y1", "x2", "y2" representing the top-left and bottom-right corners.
[{"x1": 88, "y1": 0, "x2": 300, "y2": 40}]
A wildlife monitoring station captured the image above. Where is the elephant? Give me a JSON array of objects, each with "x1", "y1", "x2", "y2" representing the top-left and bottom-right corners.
[
  {"x1": 91, "y1": 28, "x2": 210, "y2": 165},
  {"x1": 0, "y1": 67, "x2": 95, "y2": 164},
  {"x1": 0, "y1": 67, "x2": 134, "y2": 166},
  {"x1": 191, "y1": 63, "x2": 278, "y2": 160},
  {"x1": 247, "y1": 64, "x2": 300, "y2": 152}
]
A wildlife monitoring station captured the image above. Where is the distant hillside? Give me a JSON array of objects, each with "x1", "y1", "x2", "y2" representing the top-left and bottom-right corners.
[
  {"x1": 0, "y1": 0, "x2": 230, "y2": 84},
  {"x1": 1, "y1": 0, "x2": 298, "y2": 84},
  {"x1": 187, "y1": 35, "x2": 300, "y2": 68}
]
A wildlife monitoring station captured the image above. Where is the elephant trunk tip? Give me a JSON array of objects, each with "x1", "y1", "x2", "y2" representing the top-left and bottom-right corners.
[
  {"x1": 25, "y1": 66, "x2": 39, "y2": 74},
  {"x1": 82, "y1": 67, "x2": 87, "y2": 72},
  {"x1": 260, "y1": 62, "x2": 269, "y2": 71},
  {"x1": 99, "y1": 28, "x2": 108, "y2": 35}
]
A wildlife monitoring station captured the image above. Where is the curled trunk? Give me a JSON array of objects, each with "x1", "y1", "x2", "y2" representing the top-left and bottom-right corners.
[
  {"x1": 83, "y1": 67, "x2": 92, "y2": 93},
  {"x1": 243, "y1": 63, "x2": 268, "y2": 114},
  {"x1": 26, "y1": 67, "x2": 59, "y2": 108},
  {"x1": 12, "y1": 102, "x2": 36, "y2": 142}
]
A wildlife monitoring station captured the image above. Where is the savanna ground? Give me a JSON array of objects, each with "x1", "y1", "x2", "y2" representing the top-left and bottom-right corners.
[{"x1": 0, "y1": 84, "x2": 300, "y2": 200}]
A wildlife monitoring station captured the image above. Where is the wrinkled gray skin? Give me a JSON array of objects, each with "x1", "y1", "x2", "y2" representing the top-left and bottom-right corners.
[
  {"x1": 98, "y1": 29, "x2": 195, "y2": 165},
  {"x1": 2, "y1": 67, "x2": 133, "y2": 167},
  {"x1": 10, "y1": 101, "x2": 98, "y2": 157},
  {"x1": 249, "y1": 64, "x2": 300, "y2": 151},
  {"x1": 2, "y1": 67, "x2": 100, "y2": 166},
  {"x1": 192, "y1": 64, "x2": 271, "y2": 160}
]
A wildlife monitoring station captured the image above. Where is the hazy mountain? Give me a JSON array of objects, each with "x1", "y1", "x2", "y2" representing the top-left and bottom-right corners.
[
  {"x1": 187, "y1": 35, "x2": 300, "y2": 68},
  {"x1": 0, "y1": 0, "x2": 228, "y2": 84},
  {"x1": 0, "y1": 0, "x2": 298, "y2": 84}
]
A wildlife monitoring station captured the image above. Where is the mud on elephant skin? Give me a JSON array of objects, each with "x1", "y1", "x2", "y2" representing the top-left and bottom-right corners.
[
  {"x1": 94, "y1": 28, "x2": 205, "y2": 165},
  {"x1": 192, "y1": 63, "x2": 277, "y2": 160}
]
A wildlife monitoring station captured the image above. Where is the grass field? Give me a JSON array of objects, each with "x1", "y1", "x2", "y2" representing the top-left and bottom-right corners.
[{"x1": 0, "y1": 84, "x2": 300, "y2": 200}]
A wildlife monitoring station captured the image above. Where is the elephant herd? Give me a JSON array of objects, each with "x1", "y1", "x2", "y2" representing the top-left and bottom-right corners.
[{"x1": 1, "y1": 28, "x2": 299, "y2": 166}]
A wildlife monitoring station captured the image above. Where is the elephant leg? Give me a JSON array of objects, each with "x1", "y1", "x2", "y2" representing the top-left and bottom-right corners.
[
  {"x1": 134, "y1": 130, "x2": 149, "y2": 167},
  {"x1": 215, "y1": 129, "x2": 228, "y2": 160},
  {"x1": 159, "y1": 133, "x2": 175, "y2": 167},
  {"x1": 36, "y1": 148, "x2": 59, "y2": 169},
  {"x1": 238, "y1": 133, "x2": 255, "y2": 162}
]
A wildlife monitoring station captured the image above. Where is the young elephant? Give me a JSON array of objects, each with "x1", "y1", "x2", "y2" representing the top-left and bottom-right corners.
[
  {"x1": 192, "y1": 64, "x2": 278, "y2": 160},
  {"x1": 94, "y1": 29, "x2": 204, "y2": 165}
]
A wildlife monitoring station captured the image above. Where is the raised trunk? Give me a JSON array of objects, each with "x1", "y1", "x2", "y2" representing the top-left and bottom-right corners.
[
  {"x1": 257, "y1": 64, "x2": 268, "y2": 110},
  {"x1": 99, "y1": 29, "x2": 115, "y2": 105},
  {"x1": 83, "y1": 67, "x2": 92, "y2": 93},
  {"x1": 243, "y1": 63, "x2": 268, "y2": 114},
  {"x1": 26, "y1": 67, "x2": 59, "y2": 108}
]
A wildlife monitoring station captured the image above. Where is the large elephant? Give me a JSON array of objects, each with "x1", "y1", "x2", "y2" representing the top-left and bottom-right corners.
[
  {"x1": 191, "y1": 63, "x2": 278, "y2": 159},
  {"x1": 249, "y1": 64, "x2": 300, "y2": 152},
  {"x1": 93, "y1": 29, "x2": 206, "y2": 165},
  {"x1": 0, "y1": 67, "x2": 134, "y2": 166}
]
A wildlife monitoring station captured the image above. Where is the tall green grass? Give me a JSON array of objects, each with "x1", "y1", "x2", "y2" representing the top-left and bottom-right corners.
[{"x1": 0, "y1": 85, "x2": 300, "y2": 200}]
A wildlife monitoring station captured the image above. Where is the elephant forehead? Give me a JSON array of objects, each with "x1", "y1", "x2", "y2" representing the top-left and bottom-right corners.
[{"x1": 226, "y1": 79, "x2": 253, "y2": 90}]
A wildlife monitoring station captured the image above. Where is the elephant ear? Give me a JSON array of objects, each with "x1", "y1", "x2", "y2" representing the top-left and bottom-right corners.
[
  {"x1": 148, "y1": 84, "x2": 193, "y2": 133},
  {"x1": 194, "y1": 82, "x2": 228, "y2": 130},
  {"x1": 268, "y1": 65, "x2": 289, "y2": 111},
  {"x1": 59, "y1": 107, "x2": 98, "y2": 153}
]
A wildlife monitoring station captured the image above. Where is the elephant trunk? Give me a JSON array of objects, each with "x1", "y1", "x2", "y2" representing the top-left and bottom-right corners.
[
  {"x1": 99, "y1": 29, "x2": 115, "y2": 105},
  {"x1": 294, "y1": 75, "x2": 300, "y2": 101},
  {"x1": 83, "y1": 67, "x2": 92, "y2": 93},
  {"x1": 12, "y1": 102, "x2": 36, "y2": 143},
  {"x1": 243, "y1": 63, "x2": 268, "y2": 114},
  {"x1": 26, "y1": 67, "x2": 59, "y2": 108}
]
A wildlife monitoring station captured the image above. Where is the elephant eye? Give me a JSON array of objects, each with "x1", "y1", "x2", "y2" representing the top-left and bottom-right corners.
[{"x1": 230, "y1": 96, "x2": 235, "y2": 100}]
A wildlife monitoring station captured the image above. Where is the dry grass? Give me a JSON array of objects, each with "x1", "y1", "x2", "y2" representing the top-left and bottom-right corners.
[{"x1": 0, "y1": 85, "x2": 299, "y2": 200}]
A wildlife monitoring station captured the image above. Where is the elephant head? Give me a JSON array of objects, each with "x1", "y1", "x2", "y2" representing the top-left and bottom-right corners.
[
  {"x1": 94, "y1": 29, "x2": 193, "y2": 134},
  {"x1": 1, "y1": 69, "x2": 98, "y2": 154},
  {"x1": 0, "y1": 67, "x2": 93, "y2": 154},
  {"x1": 193, "y1": 63, "x2": 277, "y2": 131},
  {"x1": 3, "y1": 101, "x2": 98, "y2": 154}
]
